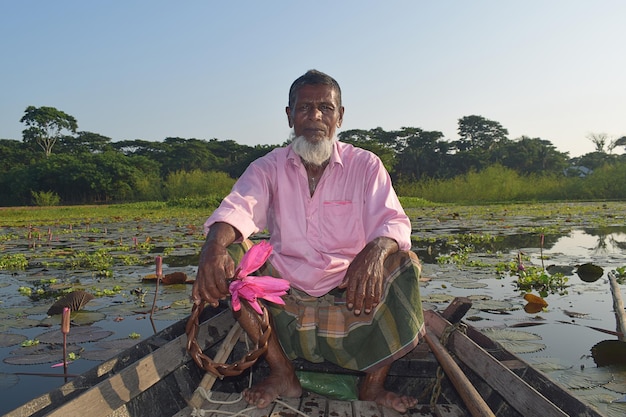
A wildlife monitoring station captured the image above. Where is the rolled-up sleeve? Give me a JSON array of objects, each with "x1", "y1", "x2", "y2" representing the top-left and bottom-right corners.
[{"x1": 204, "y1": 163, "x2": 270, "y2": 240}]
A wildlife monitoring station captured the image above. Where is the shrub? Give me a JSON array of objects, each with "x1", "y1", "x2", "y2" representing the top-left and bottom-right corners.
[
  {"x1": 163, "y1": 170, "x2": 235, "y2": 200},
  {"x1": 31, "y1": 190, "x2": 61, "y2": 206}
]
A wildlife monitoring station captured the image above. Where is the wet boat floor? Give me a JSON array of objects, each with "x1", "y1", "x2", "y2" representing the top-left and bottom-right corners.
[{"x1": 173, "y1": 390, "x2": 466, "y2": 417}]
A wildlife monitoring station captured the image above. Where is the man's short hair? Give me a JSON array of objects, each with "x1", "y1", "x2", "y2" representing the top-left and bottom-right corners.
[{"x1": 288, "y1": 69, "x2": 342, "y2": 109}]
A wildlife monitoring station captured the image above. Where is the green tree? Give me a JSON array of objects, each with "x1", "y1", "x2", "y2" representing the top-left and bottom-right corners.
[
  {"x1": 57, "y1": 131, "x2": 113, "y2": 154},
  {"x1": 159, "y1": 137, "x2": 219, "y2": 175},
  {"x1": 393, "y1": 128, "x2": 449, "y2": 180},
  {"x1": 492, "y1": 136, "x2": 569, "y2": 175},
  {"x1": 0, "y1": 139, "x2": 36, "y2": 174},
  {"x1": 20, "y1": 106, "x2": 78, "y2": 157},
  {"x1": 455, "y1": 115, "x2": 508, "y2": 152},
  {"x1": 339, "y1": 128, "x2": 397, "y2": 172}
]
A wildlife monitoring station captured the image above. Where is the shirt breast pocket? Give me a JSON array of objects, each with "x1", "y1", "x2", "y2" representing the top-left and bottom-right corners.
[{"x1": 320, "y1": 200, "x2": 364, "y2": 253}]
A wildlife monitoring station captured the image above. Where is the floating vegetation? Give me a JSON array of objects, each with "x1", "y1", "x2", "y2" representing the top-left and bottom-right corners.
[
  {"x1": 451, "y1": 280, "x2": 488, "y2": 289},
  {"x1": 4, "y1": 344, "x2": 83, "y2": 365},
  {"x1": 576, "y1": 263, "x2": 604, "y2": 283},
  {"x1": 0, "y1": 254, "x2": 28, "y2": 270},
  {"x1": 527, "y1": 357, "x2": 574, "y2": 373},
  {"x1": 0, "y1": 333, "x2": 27, "y2": 348},
  {"x1": 421, "y1": 293, "x2": 455, "y2": 304},
  {"x1": 556, "y1": 367, "x2": 614, "y2": 390},
  {"x1": 592, "y1": 340, "x2": 626, "y2": 367},
  {"x1": 479, "y1": 328, "x2": 546, "y2": 354},
  {"x1": 34, "y1": 326, "x2": 113, "y2": 345},
  {"x1": 40, "y1": 311, "x2": 106, "y2": 326},
  {"x1": 80, "y1": 338, "x2": 139, "y2": 361},
  {"x1": 514, "y1": 265, "x2": 568, "y2": 296}
]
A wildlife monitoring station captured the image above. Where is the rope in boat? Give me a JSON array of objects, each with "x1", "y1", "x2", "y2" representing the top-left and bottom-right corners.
[
  {"x1": 190, "y1": 386, "x2": 308, "y2": 417},
  {"x1": 190, "y1": 333, "x2": 309, "y2": 417},
  {"x1": 426, "y1": 321, "x2": 467, "y2": 408}
]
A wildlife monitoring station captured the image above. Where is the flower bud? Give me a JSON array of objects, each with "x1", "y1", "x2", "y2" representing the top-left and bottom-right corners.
[
  {"x1": 62, "y1": 307, "x2": 71, "y2": 334},
  {"x1": 156, "y1": 256, "x2": 163, "y2": 277}
]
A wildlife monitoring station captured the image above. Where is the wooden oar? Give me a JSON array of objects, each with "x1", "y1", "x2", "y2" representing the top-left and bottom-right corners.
[
  {"x1": 188, "y1": 322, "x2": 244, "y2": 408},
  {"x1": 424, "y1": 329, "x2": 496, "y2": 417}
]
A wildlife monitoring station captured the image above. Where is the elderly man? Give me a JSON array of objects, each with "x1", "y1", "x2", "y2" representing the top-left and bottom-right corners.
[{"x1": 192, "y1": 69, "x2": 424, "y2": 413}]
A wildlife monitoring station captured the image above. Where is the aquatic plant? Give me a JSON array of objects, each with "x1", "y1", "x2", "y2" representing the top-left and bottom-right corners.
[{"x1": 0, "y1": 254, "x2": 28, "y2": 270}]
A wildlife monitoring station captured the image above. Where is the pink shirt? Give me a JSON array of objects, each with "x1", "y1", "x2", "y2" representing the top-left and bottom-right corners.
[{"x1": 204, "y1": 141, "x2": 411, "y2": 296}]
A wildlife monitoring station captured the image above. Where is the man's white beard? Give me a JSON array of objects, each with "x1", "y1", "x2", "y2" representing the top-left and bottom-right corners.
[{"x1": 291, "y1": 133, "x2": 335, "y2": 166}]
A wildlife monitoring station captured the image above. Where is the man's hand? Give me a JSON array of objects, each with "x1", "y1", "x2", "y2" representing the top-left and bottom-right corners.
[
  {"x1": 339, "y1": 237, "x2": 399, "y2": 315},
  {"x1": 192, "y1": 222, "x2": 240, "y2": 307}
]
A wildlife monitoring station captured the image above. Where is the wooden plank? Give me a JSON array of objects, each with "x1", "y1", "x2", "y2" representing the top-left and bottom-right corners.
[
  {"x1": 441, "y1": 296, "x2": 473, "y2": 324},
  {"x1": 299, "y1": 392, "x2": 328, "y2": 417},
  {"x1": 352, "y1": 400, "x2": 382, "y2": 417},
  {"x1": 434, "y1": 404, "x2": 468, "y2": 417},
  {"x1": 41, "y1": 311, "x2": 236, "y2": 417},
  {"x1": 327, "y1": 399, "x2": 353, "y2": 417},
  {"x1": 270, "y1": 396, "x2": 302, "y2": 416},
  {"x1": 425, "y1": 310, "x2": 568, "y2": 417}
]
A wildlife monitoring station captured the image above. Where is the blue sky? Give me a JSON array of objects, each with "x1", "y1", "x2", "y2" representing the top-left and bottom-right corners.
[{"x1": 1, "y1": 1, "x2": 624, "y2": 157}]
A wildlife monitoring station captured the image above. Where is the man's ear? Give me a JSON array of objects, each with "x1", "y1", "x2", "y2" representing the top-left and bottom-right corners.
[
  {"x1": 285, "y1": 106, "x2": 293, "y2": 128},
  {"x1": 337, "y1": 106, "x2": 345, "y2": 127}
]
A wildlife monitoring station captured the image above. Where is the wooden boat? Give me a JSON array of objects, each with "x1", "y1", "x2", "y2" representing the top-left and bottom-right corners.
[{"x1": 4, "y1": 298, "x2": 606, "y2": 417}]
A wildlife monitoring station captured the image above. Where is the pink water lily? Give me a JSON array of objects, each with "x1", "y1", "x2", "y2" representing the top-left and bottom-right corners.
[
  {"x1": 229, "y1": 241, "x2": 289, "y2": 315},
  {"x1": 234, "y1": 240, "x2": 273, "y2": 278}
]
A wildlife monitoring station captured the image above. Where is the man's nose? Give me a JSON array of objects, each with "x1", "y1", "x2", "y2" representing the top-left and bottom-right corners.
[{"x1": 308, "y1": 107, "x2": 322, "y2": 120}]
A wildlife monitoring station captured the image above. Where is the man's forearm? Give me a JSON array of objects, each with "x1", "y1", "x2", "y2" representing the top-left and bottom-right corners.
[
  {"x1": 204, "y1": 222, "x2": 241, "y2": 248},
  {"x1": 369, "y1": 236, "x2": 400, "y2": 259}
]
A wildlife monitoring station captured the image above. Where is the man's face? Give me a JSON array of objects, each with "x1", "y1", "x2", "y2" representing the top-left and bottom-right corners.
[{"x1": 286, "y1": 84, "x2": 344, "y2": 143}]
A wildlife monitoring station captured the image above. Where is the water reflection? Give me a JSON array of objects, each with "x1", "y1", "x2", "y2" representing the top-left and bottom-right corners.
[{"x1": 413, "y1": 225, "x2": 626, "y2": 265}]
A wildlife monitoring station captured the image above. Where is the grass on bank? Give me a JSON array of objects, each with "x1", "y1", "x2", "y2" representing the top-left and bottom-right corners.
[{"x1": 3, "y1": 163, "x2": 626, "y2": 227}]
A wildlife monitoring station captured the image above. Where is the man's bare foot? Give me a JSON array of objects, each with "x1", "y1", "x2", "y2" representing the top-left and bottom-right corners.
[
  {"x1": 360, "y1": 365, "x2": 417, "y2": 413},
  {"x1": 360, "y1": 386, "x2": 418, "y2": 413},
  {"x1": 243, "y1": 371, "x2": 302, "y2": 408}
]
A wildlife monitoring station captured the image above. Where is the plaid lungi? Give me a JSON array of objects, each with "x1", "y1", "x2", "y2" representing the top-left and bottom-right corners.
[{"x1": 229, "y1": 243, "x2": 425, "y2": 373}]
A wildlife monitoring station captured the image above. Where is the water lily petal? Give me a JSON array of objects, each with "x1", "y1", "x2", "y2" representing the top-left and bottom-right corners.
[
  {"x1": 236, "y1": 241, "x2": 273, "y2": 278},
  {"x1": 262, "y1": 294, "x2": 286, "y2": 306},
  {"x1": 229, "y1": 275, "x2": 289, "y2": 315}
]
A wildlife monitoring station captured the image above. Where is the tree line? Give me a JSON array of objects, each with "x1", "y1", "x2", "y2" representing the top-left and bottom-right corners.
[{"x1": 1, "y1": 106, "x2": 625, "y2": 206}]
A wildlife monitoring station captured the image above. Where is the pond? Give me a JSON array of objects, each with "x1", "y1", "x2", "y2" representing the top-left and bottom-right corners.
[{"x1": 1, "y1": 202, "x2": 626, "y2": 415}]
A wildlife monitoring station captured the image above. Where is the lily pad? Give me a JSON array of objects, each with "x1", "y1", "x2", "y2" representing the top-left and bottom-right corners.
[
  {"x1": 40, "y1": 311, "x2": 106, "y2": 327},
  {"x1": 592, "y1": 340, "x2": 626, "y2": 367},
  {"x1": 4, "y1": 344, "x2": 83, "y2": 365},
  {"x1": 577, "y1": 263, "x2": 604, "y2": 282},
  {"x1": 0, "y1": 332, "x2": 28, "y2": 347},
  {"x1": 479, "y1": 328, "x2": 546, "y2": 354},
  {"x1": 451, "y1": 280, "x2": 488, "y2": 289},
  {"x1": 81, "y1": 338, "x2": 139, "y2": 361},
  {"x1": 0, "y1": 317, "x2": 41, "y2": 331},
  {"x1": 421, "y1": 293, "x2": 455, "y2": 304},
  {"x1": 527, "y1": 357, "x2": 574, "y2": 373},
  {"x1": 34, "y1": 326, "x2": 113, "y2": 344},
  {"x1": 556, "y1": 367, "x2": 613, "y2": 390},
  {"x1": 546, "y1": 264, "x2": 576, "y2": 275},
  {"x1": 471, "y1": 299, "x2": 515, "y2": 312}
]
